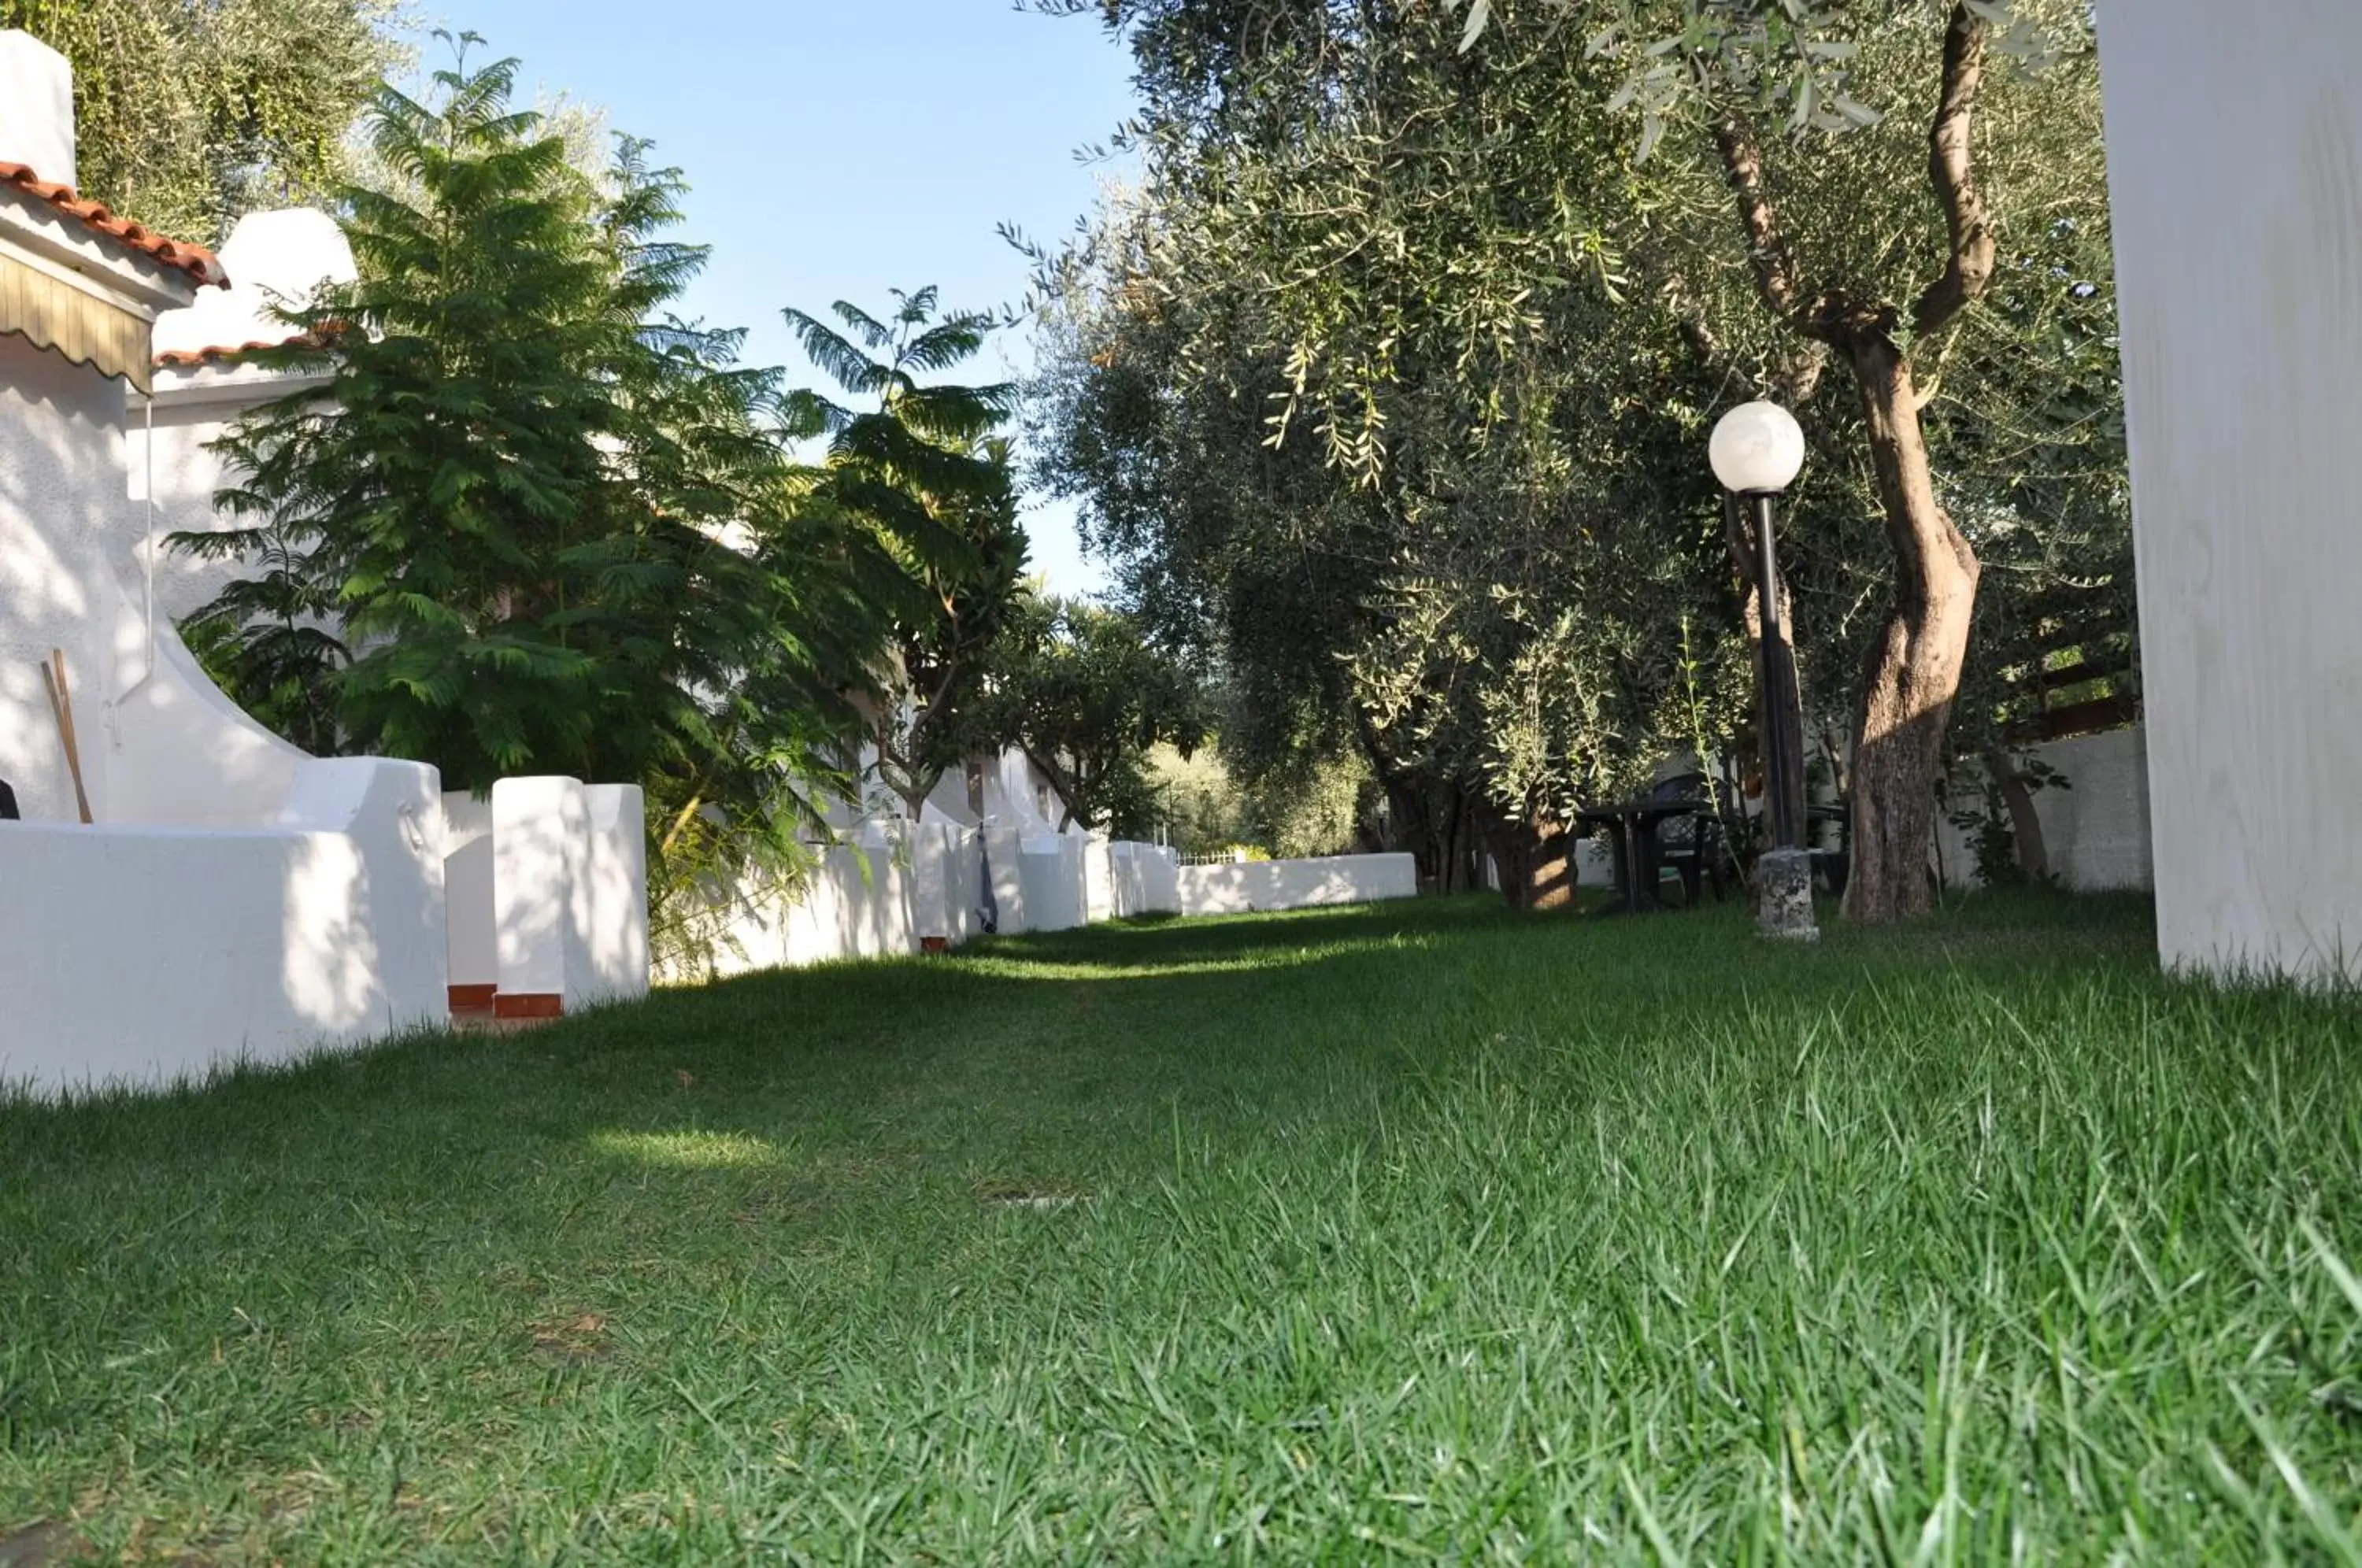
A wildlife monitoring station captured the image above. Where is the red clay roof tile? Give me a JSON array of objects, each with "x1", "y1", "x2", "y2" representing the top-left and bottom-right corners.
[
  {"x1": 154, "y1": 326, "x2": 335, "y2": 369},
  {"x1": 154, "y1": 338, "x2": 298, "y2": 368},
  {"x1": 0, "y1": 161, "x2": 225, "y2": 287}
]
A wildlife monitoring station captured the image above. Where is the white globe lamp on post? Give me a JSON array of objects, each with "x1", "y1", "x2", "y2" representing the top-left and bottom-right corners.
[
  {"x1": 1710, "y1": 401, "x2": 1809, "y2": 861},
  {"x1": 1709, "y1": 400, "x2": 1807, "y2": 497}
]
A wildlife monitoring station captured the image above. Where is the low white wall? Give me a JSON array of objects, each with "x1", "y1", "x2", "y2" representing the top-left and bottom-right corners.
[
  {"x1": 1934, "y1": 727, "x2": 2155, "y2": 893},
  {"x1": 1091, "y1": 840, "x2": 1180, "y2": 919},
  {"x1": 665, "y1": 836, "x2": 1393, "y2": 986},
  {"x1": 491, "y1": 778, "x2": 650, "y2": 1011},
  {"x1": 785, "y1": 843, "x2": 914, "y2": 966},
  {"x1": 984, "y1": 827, "x2": 1027, "y2": 935},
  {"x1": 1179, "y1": 852, "x2": 1420, "y2": 918},
  {"x1": 0, "y1": 756, "x2": 450, "y2": 1097},
  {"x1": 1019, "y1": 834, "x2": 1087, "y2": 933},
  {"x1": 1137, "y1": 844, "x2": 1180, "y2": 914},
  {"x1": 1084, "y1": 838, "x2": 1117, "y2": 924},
  {"x1": 674, "y1": 838, "x2": 909, "y2": 981},
  {"x1": 583, "y1": 785, "x2": 650, "y2": 1006},
  {"x1": 441, "y1": 793, "x2": 495, "y2": 993}
]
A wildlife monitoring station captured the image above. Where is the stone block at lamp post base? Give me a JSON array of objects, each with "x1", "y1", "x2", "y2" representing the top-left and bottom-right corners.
[{"x1": 1755, "y1": 849, "x2": 1820, "y2": 942}]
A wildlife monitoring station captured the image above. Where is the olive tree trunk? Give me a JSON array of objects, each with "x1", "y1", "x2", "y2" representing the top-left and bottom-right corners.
[{"x1": 1841, "y1": 337, "x2": 1979, "y2": 921}]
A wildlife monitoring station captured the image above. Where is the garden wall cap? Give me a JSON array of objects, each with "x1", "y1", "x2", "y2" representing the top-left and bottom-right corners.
[{"x1": 152, "y1": 208, "x2": 354, "y2": 364}]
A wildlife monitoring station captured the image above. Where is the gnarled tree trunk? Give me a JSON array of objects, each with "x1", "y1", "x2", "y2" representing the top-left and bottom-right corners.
[
  {"x1": 1841, "y1": 337, "x2": 1979, "y2": 922},
  {"x1": 1982, "y1": 744, "x2": 2052, "y2": 885}
]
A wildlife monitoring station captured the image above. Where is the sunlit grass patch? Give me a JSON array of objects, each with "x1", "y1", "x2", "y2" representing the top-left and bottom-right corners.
[{"x1": 587, "y1": 1128, "x2": 790, "y2": 1170}]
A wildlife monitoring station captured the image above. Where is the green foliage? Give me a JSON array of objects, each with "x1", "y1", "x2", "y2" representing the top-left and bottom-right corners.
[
  {"x1": 781, "y1": 290, "x2": 1031, "y2": 819},
  {"x1": 173, "y1": 512, "x2": 349, "y2": 757},
  {"x1": 983, "y1": 597, "x2": 1208, "y2": 836},
  {"x1": 1146, "y1": 740, "x2": 1374, "y2": 859},
  {"x1": 0, "y1": 0, "x2": 402, "y2": 241},
  {"x1": 1026, "y1": 1, "x2": 1752, "y2": 896},
  {"x1": 1143, "y1": 741, "x2": 1246, "y2": 854},
  {"x1": 1035, "y1": 0, "x2": 2130, "y2": 905}
]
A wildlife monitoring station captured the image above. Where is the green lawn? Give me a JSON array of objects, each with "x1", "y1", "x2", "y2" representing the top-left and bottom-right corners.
[{"x1": 3, "y1": 893, "x2": 2360, "y2": 1563}]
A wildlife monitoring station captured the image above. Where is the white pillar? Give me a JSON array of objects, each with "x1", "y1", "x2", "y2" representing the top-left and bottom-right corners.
[
  {"x1": 2098, "y1": 0, "x2": 2362, "y2": 978},
  {"x1": 0, "y1": 31, "x2": 76, "y2": 187}
]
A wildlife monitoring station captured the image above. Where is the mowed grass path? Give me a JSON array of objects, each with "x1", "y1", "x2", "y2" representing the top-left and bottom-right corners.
[{"x1": 4, "y1": 893, "x2": 2360, "y2": 1563}]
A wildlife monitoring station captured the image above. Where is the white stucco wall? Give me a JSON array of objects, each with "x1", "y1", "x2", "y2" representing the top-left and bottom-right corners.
[
  {"x1": 1933, "y1": 726, "x2": 2155, "y2": 893},
  {"x1": 2099, "y1": 0, "x2": 2362, "y2": 977},
  {"x1": 1087, "y1": 840, "x2": 1181, "y2": 921},
  {"x1": 1137, "y1": 844, "x2": 1181, "y2": 915},
  {"x1": 1179, "y1": 853, "x2": 1420, "y2": 918},
  {"x1": 583, "y1": 785, "x2": 651, "y2": 1005},
  {"x1": 983, "y1": 827, "x2": 1028, "y2": 934},
  {"x1": 0, "y1": 336, "x2": 134, "y2": 824},
  {"x1": 0, "y1": 757, "x2": 449, "y2": 1097},
  {"x1": 1019, "y1": 834, "x2": 1088, "y2": 933},
  {"x1": 491, "y1": 778, "x2": 650, "y2": 1010},
  {"x1": 687, "y1": 842, "x2": 917, "y2": 978},
  {"x1": 442, "y1": 793, "x2": 497, "y2": 993}
]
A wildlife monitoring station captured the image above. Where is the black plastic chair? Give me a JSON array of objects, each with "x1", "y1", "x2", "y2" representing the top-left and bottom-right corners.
[
  {"x1": 1650, "y1": 772, "x2": 1731, "y2": 908},
  {"x1": 1807, "y1": 801, "x2": 1850, "y2": 896}
]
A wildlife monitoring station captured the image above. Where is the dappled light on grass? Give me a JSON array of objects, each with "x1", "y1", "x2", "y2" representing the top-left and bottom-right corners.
[
  {"x1": 586, "y1": 1128, "x2": 789, "y2": 1170},
  {"x1": 951, "y1": 930, "x2": 1438, "y2": 982}
]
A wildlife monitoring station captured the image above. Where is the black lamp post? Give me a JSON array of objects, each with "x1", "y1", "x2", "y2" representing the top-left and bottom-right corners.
[{"x1": 1710, "y1": 401, "x2": 1809, "y2": 853}]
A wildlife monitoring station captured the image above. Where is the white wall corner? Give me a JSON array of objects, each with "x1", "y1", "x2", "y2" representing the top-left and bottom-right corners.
[{"x1": 0, "y1": 31, "x2": 76, "y2": 189}]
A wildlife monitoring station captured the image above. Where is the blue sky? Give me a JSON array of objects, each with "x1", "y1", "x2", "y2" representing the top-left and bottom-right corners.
[{"x1": 458, "y1": 0, "x2": 1140, "y2": 595}]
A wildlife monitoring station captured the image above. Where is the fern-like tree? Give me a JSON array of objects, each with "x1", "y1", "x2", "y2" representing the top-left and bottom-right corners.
[
  {"x1": 175, "y1": 512, "x2": 348, "y2": 757},
  {"x1": 177, "y1": 46, "x2": 883, "y2": 954},
  {"x1": 779, "y1": 290, "x2": 1031, "y2": 821}
]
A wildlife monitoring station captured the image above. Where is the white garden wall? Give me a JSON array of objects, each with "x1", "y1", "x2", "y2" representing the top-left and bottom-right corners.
[
  {"x1": 442, "y1": 793, "x2": 497, "y2": 998},
  {"x1": 687, "y1": 841, "x2": 914, "y2": 978},
  {"x1": 1091, "y1": 840, "x2": 1180, "y2": 920},
  {"x1": 983, "y1": 827, "x2": 1028, "y2": 936},
  {"x1": 1931, "y1": 727, "x2": 2154, "y2": 893},
  {"x1": 0, "y1": 758, "x2": 450, "y2": 1097},
  {"x1": 675, "y1": 831, "x2": 1395, "y2": 984},
  {"x1": 487, "y1": 778, "x2": 649, "y2": 1015},
  {"x1": 1179, "y1": 853, "x2": 1420, "y2": 917},
  {"x1": 2098, "y1": 0, "x2": 2362, "y2": 977},
  {"x1": 1019, "y1": 834, "x2": 1089, "y2": 933}
]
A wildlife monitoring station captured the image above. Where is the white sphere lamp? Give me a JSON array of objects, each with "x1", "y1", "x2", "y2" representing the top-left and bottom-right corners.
[{"x1": 1709, "y1": 401, "x2": 1807, "y2": 494}]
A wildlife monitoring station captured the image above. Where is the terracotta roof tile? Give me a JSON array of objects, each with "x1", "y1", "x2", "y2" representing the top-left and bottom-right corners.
[
  {"x1": 154, "y1": 326, "x2": 335, "y2": 369},
  {"x1": 0, "y1": 162, "x2": 225, "y2": 287},
  {"x1": 155, "y1": 337, "x2": 302, "y2": 368}
]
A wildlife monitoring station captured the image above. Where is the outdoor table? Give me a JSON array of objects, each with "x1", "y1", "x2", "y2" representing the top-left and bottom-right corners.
[{"x1": 1575, "y1": 798, "x2": 1707, "y2": 915}]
